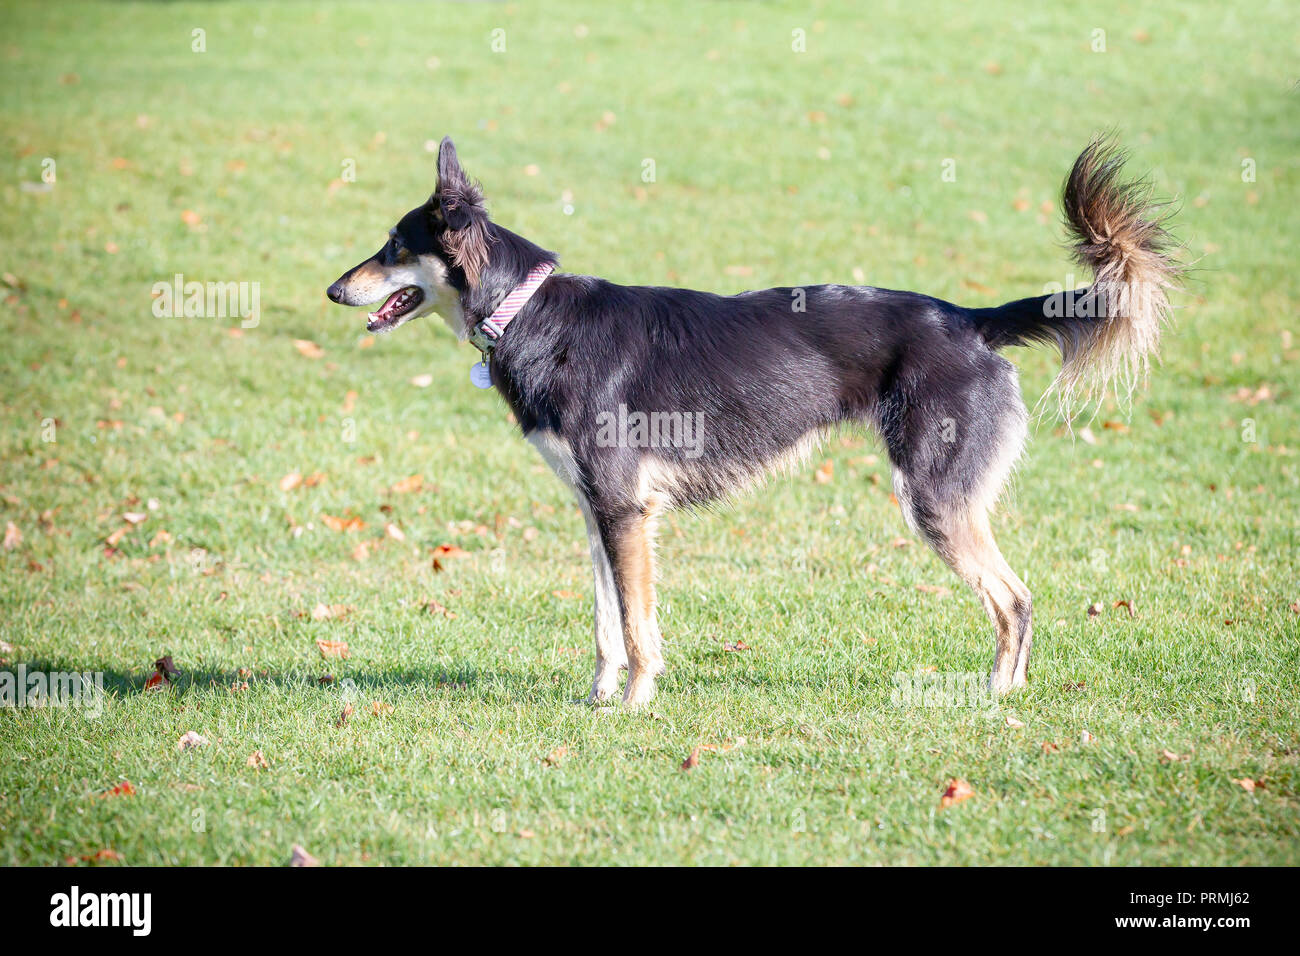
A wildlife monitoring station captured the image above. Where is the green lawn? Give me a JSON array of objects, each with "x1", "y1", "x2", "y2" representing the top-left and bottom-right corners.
[{"x1": 0, "y1": 0, "x2": 1296, "y2": 866}]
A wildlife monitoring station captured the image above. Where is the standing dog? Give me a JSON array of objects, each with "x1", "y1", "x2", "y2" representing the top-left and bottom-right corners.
[{"x1": 327, "y1": 136, "x2": 1179, "y2": 706}]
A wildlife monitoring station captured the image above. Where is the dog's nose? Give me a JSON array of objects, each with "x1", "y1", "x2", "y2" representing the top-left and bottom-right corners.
[{"x1": 326, "y1": 282, "x2": 346, "y2": 304}]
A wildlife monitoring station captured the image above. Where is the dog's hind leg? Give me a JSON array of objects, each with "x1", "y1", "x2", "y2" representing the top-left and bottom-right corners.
[{"x1": 885, "y1": 359, "x2": 1032, "y2": 694}]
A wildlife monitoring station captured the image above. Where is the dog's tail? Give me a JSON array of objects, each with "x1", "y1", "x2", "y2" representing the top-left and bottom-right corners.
[{"x1": 970, "y1": 137, "x2": 1181, "y2": 411}]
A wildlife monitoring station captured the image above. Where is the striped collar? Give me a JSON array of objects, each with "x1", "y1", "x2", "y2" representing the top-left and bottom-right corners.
[{"x1": 467, "y1": 262, "x2": 554, "y2": 355}]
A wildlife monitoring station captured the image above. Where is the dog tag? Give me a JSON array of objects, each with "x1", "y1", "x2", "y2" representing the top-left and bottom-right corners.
[{"x1": 469, "y1": 360, "x2": 492, "y2": 389}]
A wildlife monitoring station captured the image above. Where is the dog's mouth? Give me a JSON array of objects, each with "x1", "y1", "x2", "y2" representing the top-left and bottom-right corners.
[{"x1": 366, "y1": 286, "x2": 424, "y2": 333}]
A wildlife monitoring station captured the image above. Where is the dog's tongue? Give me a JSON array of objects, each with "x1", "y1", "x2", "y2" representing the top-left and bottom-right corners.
[{"x1": 369, "y1": 289, "x2": 406, "y2": 320}]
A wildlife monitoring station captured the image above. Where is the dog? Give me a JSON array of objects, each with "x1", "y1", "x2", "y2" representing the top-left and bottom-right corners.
[{"x1": 327, "y1": 136, "x2": 1179, "y2": 707}]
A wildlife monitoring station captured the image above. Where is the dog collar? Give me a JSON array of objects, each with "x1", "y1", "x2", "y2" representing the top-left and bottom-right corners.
[{"x1": 468, "y1": 262, "x2": 554, "y2": 355}]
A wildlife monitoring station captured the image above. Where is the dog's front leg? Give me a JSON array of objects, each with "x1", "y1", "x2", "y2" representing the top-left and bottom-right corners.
[
  {"x1": 601, "y1": 508, "x2": 665, "y2": 708},
  {"x1": 580, "y1": 501, "x2": 626, "y2": 702}
]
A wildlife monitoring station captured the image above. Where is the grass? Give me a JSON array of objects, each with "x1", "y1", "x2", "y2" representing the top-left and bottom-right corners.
[{"x1": 0, "y1": 0, "x2": 1296, "y2": 866}]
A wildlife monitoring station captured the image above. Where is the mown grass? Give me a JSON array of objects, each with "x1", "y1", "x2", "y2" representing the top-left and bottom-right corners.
[{"x1": 0, "y1": 0, "x2": 1296, "y2": 865}]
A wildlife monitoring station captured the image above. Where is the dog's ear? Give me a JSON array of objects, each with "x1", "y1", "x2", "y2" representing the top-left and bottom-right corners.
[{"x1": 433, "y1": 136, "x2": 492, "y2": 285}]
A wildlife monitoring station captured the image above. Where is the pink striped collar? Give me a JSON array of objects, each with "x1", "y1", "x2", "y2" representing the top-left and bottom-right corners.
[{"x1": 468, "y1": 262, "x2": 554, "y2": 354}]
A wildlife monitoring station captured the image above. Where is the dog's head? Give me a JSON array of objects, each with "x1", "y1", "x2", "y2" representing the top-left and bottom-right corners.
[{"x1": 326, "y1": 136, "x2": 492, "y2": 336}]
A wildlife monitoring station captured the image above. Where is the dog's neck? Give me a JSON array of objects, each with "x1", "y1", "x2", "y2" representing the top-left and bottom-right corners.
[
  {"x1": 456, "y1": 222, "x2": 558, "y2": 346},
  {"x1": 466, "y1": 262, "x2": 554, "y2": 355}
]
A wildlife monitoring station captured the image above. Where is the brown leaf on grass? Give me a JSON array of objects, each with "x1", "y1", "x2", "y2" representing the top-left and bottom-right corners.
[
  {"x1": 316, "y1": 639, "x2": 350, "y2": 659},
  {"x1": 105, "y1": 525, "x2": 130, "y2": 548},
  {"x1": 915, "y1": 583, "x2": 952, "y2": 596},
  {"x1": 889, "y1": 536, "x2": 911, "y2": 549},
  {"x1": 1159, "y1": 749, "x2": 1188, "y2": 764},
  {"x1": 148, "y1": 529, "x2": 172, "y2": 548},
  {"x1": 409, "y1": 373, "x2": 434, "y2": 388},
  {"x1": 384, "y1": 522, "x2": 406, "y2": 542},
  {"x1": 940, "y1": 778, "x2": 974, "y2": 808},
  {"x1": 122, "y1": 511, "x2": 147, "y2": 526},
  {"x1": 388, "y1": 474, "x2": 424, "y2": 495},
  {"x1": 425, "y1": 600, "x2": 457, "y2": 619},
  {"x1": 680, "y1": 746, "x2": 702, "y2": 771},
  {"x1": 1102, "y1": 420, "x2": 1130, "y2": 434},
  {"x1": 320, "y1": 513, "x2": 365, "y2": 533},
  {"x1": 279, "y1": 472, "x2": 303, "y2": 492},
  {"x1": 247, "y1": 750, "x2": 269, "y2": 770},
  {"x1": 80, "y1": 849, "x2": 124, "y2": 864},
  {"x1": 961, "y1": 278, "x2": 997, "y2": 296},
  {"x1": 1080, "y1": 730, "x2": 1096, "y2": 745},
  {"x1": 336, "y1": 703, "x2": 354, "y2": 727},
  {"x1": 679, "y1": 738, "x2": 745, "y2": 771},
  {"x1": 543, "y1": 745, "x2": 569, "y2": 767},
  {"x1": 1062, "y1": 680, "x2": 1087, "y2": 692},
  {"x1": 342, "y1": 390, "x2": 358, "y2": 414},
  {"x1": 1041, "y1": 741, "x2": 1061, "y2": 754},
  {"x1": 369, "y1": 700, "x2": 394, "y2": 716},
  {"x1": 1231, "y1": 777, "x2": 1265, "y2": 793},
  {"x1": 432, "y1": 544, "x2": 470, "y2": 559},
  {"x1": 351, "y1": 540, "x2": 372, "y2": 562},
  {"x1": 289, "y1": 844, "x2": 321, "y2": 867},
  {"x1": 553, "y1": 589, "x2": 580, "y2": 599},
  {"x1": 144, "y1": 655, "x2": 179, "y2": 692},
  {"x1": 180, "y1": 209, "x2": 202, "y2": 227},
  {"x1": 1005, "y1": 716, "x2": 1026, "y2": 729},
  {"x1": 813, "y1": 459, "x2": 834, "y2": 484},
  {"x1": 308, "y1": 603, "x2": 354, "y2": 622},
  {"x1": 176, "y1": 730, "x2": 209, "y2": 752},
  {"x1": 99, "y1": 781, "x2": 136, "y2": 798},
  {"x1": 293, "y1": 339, "x2": 324, "y2": 359},
  {"x1": 1086, "y1": 602, "x2": 1103, "y2": 618},
  {"x1": 1113, "y1": 599, "x2": 1135, "y2": 617},
  {"x1": 722, "y1": 640, "x2": 750, "y2": 652}
]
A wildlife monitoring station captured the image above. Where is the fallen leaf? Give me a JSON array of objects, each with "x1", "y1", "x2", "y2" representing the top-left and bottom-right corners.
[
  {"x1": 3, "y1": 521, "x2": 22, "y2": 550},
  {"x1": 279, "y1": 472, "x2": 303, "y2": 491},
  {"x1": 1086, "y1": 602, "x2": 1103, "y2": 618},
  {"x1": 813, "y1": 460, "x2": 834, "y2": 484},
  {"x1": 1080, "y1": 730, "x2": 1095, "y2": 745},
  {"x1": 940, "y1": 778, "x2": 974, "y2": 808},
  {"x1": 336, "y1": 703, "x2": 354, "y2": 727},
  {"x1": 1041, "y1": 741, "x2": 1061, "y2": 754},
  {"x1": 543, "y1": 745, "x2": 569, "y2": 767},
  {"x1": 308, "y1": 603, "x2": 354, "y2": 622},
  {"x1": 425, "y1": 599, "x2": 457, "y2": 619},
  {"x1": 289, "y1": 844, "x2": 321, "y2": 867},
  {"x1": 1062, "y1": 680, "x2": 1087, "y2": 692},
  {"x1": 384, "y1": 522, "x2": 406, "y2": 542},
  {"x1": 915, "y1": 583, "x2": 952, "y2": 596},
  {"x1": 431, "y1": 544, "x2": 470, "y2": 560},
  {"x1": 1159, "y1": 749, "x2": 1188, "y2": 764},
  {"x1": 1231, "y1": 777, "x2": 1265, "y2": 793},
  {"x1": 320, "y1": 513, "x2": 365, "y2": 533},
  {"x1": 176, "y1": 730, "x2": 209, "y2": 752},
  {"x1": 294, "y1": 339, "x2": 324, "y2": 359},
  {"x1": 680, "y1": 747, "x2": 702, "y2": 771},
  {"x1": 99, "y1": 781, "x2": 136, "y2": 798},
  {"x1": 1113, "y1": 599, "x2": 1135, "y2": 617},
  {"x1": 369, "y1": 700, "x2": 394, "y2": 716},
  {"x1": 722, "y1": 640, "x2": 750, "y2": 652},
  {"x1": 553, "y1": 589, "x2": 580, "y2": 599},
  {"x1": 246, "y1": 750, "x2": 269, "y2": 769},
  {"x1": 80, "y1": 849, "x2": 124, "y2": 864},
  {"x1": 409, "y1": 374, "x2": 434, "y2": 388},
  {"x1": 316, "y1": 639, "x2": 350, "y2": 659},
  {"x1": 389, "y1": 474, "x2": 424, "y2": 494},
  {"x1": 1005, "y1": 716, "x2": 1025, "y2": 729}
]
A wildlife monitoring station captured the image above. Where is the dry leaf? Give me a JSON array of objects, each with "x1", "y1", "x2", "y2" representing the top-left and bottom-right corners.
[
  {"x1": 1080, "y1": 730, "x2": 1095, "y2": 745},
  {"x1": 1086, "y1": 602, "x2": 1103, "y2": 618},
  {"x1": 1231, "y1": 777, "x2": 1264, "y2": 793},
  {"x1": 315, "y1": 639, "x2": 350, "y2": 659},
  {"x1": 99, "y1": 781, "x2": 136, "y2": 798},
  {"x1": 425, "y1": 600, "x2": 457, "y2": 619},
  {"x1": 1005, "y1": 716, "x2": 1025, "y2": 729},
  {"x1": 289, "y1": 844, "x2": 321, "y2": 867},
  {"x1": 1041, "y1": 741, "x2": 1061, "y2": 754},
  {"x1": 1113, "y1": 599, "x2": 1135, "y2": 618},
  {"x1": 813, "y1": 460, "x2": 834, "y2": 484},
  {"x1": 246, "y1": 750, "x2": 269, "y2": 769},
  {"x1": 1159, "y1": 749, "x2": 1188, "y2": 764},
  {"x1": 722, "y1": 640, "x2": 750, "y2": 652},
  {"x1": 4, "y1": 521, "x2": 24, "y2": 550},
  {"x1": 553, "y1": 589, "x2": 580, "y2": 599},
  {"x1": 409, "y1": 374, "x2": 434, "y2": 388},
  {"x1": 384, "y1": 522, "x2": 406, "y2": 542},
  {"x1": 680, "y1": 746, "x2": 702, "y2": 771},
  {"x1": 320, "y1": 513, "x2": 365, "y2": 533},
  {"x1": 279, "y1": 472, "x2": 303, "y2": 492},
  {"x1": 176, "y1": 730, "x2": 209, "y2": 752},
  {"x1": 336, "y1": 702, "x2": 354, "y2": 727},
  {"x1": 543, "y1": 745, "x2": 569, "y2": 767},
  {"x1": 389, "y1": 474, "x2": 425, "y2": 495},
  {"x1": 915, "y1": 583, "x2": 952, "y2": 596},
  {"x1": 369, "y1": 700, "x2": 394, "y2": 716},
  {"x1": 431, "y1": 544, "x2": 470, "y2": 560},
  {"x1": 940, "y1": 778, "x2": 974, "y2": 808},
  {"x1": 308, "y1": 603, "x2": 354, "y2": 622},
  {"x1": 122, "y1": 512, "x2": 148, "y2": 526},
  {"x1": 293, "y1": 339, "x2": 324, "y2": 359}
]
